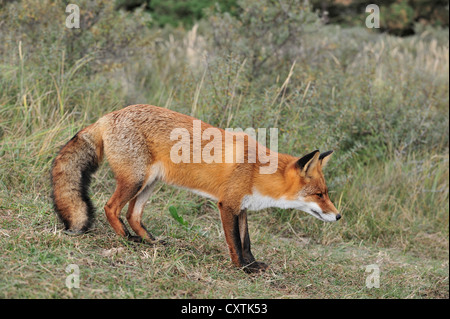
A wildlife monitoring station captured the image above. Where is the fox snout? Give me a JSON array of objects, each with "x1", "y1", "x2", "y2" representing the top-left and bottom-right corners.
[
  {"x1": 324, "y1": 201, "x2": 341, "y2": 222},
  {"x1": 305, "y1": 199, "x2": 341, "y2": 222},
  {"x1": 320, "y1": 206, "x2": 341, "y2": 222},
  {"x1": 326, "y1": 212, "x2": 341, "y2": 222},
  {"x1": 309, "y1": 208, "x2": 341, "y2": 222}
]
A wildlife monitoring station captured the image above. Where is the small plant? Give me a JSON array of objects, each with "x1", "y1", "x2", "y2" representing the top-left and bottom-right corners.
[{"x1": 169, "y1": 206, "x2": 208, "y2": 237}]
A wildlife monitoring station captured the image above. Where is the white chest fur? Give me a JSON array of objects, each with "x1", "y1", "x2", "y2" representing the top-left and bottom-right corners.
[{"x1": 240, "y1": 189, "x2": 303, "y2": 211}]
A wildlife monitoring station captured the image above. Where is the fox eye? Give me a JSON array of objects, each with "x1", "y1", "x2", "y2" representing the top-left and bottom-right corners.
[{"x1": 316, "y1": 193, "x2": 323, "y2": 198}]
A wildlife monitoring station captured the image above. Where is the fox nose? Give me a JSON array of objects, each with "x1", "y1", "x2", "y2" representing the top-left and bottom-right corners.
[{"x1": 336, "y1": 214, "x2": 341, "y2": 221}]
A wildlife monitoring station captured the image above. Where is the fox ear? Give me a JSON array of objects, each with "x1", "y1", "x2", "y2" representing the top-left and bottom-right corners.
[
  {"x1": 319, "y1": 150, "x2": 334, "y2": 168},
  {"x1": 296, "y1": 150, "x2": 320, "y2": 174}
]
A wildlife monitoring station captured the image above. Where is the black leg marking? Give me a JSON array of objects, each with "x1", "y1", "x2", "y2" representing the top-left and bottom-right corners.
[
  {"x1": 239, "y1": 211, "x2": 256, "y2": 265},
  {"x1": 119, "y1": 218, "x2": 143, "y2": 242},
  {"x1": 232, "y1": 215, "x2": 246, "y2": 266},
  {"x1": 238, "y1": 210, "x2": 268, "y2": 274}
]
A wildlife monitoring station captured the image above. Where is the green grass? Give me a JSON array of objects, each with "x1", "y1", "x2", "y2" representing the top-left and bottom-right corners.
[
  {"x1": 0, "y1": 0, "x2": 448, "y2": 298},
  {"x1": 0, "y1": 188, "x2": 448, "y2": 298}
]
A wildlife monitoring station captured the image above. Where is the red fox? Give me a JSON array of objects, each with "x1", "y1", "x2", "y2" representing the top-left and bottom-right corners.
[{"x1": 51, "y1": 104, "x2": 340, "y2": 273}]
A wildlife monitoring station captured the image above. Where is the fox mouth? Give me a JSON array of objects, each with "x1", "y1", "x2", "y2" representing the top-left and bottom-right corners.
[
  {"x1": 310, "y1": 209, "x2": 324, "y2": 221},
  {"x1": 310, "y1": 209, "x2": 341, "y2": 222}
]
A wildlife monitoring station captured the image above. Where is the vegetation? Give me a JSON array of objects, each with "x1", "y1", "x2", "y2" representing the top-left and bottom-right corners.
[
  {"x1": 115, "y1": 0, "x2": 449, "y2": 34},
  {"x1": 312, "y1": 0, "x2": 449, "y2": 36},
  {"x1": 0, "y1": 0, "x2": 448, "y2": 298},
  {"x1": 116, "y1": 0, "x2": 240, "y2": 27}
]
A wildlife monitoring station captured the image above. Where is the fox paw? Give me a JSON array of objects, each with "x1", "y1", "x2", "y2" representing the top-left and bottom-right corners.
[
  {"x1": 127, "y1": 235, "x2": 144, "y2": 243},
  {"x1": 63, "y1": 229, "x2": 87, "y2": 236},
  {"x1": 127, "y1": 235, "x2": 168, "y2": 246},
  {"x1": 243, "y1": 261, "x2": 269, "y2": 274}
]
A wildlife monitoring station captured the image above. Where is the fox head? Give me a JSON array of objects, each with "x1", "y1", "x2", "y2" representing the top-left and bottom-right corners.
[
  {"x1": 284, "y1": 150, "x2": 341, "y2": 222},
  {"x1": 244, "y1": 149, "x2": 341, "y2": 221}
]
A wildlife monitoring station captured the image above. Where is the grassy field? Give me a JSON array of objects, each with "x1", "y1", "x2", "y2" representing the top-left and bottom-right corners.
[{"x1": 0, "y1": 0, "x2": 448, "y2": 298}]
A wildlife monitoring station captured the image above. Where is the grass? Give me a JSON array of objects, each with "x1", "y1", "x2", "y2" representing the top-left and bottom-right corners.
[
  {"x1": 0, "y1": 188, "x2": 447, "y2": 298},
  {"x1": 0, "y1": 0, "x2": 448, "y2": 298}
]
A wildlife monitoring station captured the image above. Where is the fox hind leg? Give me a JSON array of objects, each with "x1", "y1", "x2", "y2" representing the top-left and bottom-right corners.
[
  {"x1": 104, "y1": 177, "x2": 142, "y2": 241},
  {"x1": 126, "y1": 182, "x2": 161, "y2": 244}
]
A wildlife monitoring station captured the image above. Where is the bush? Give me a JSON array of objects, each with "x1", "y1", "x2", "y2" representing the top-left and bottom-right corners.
[
  {"x1": 311, "y1": 0, "x2": 449, "y2": 36},
  {"x1": 115, "y1": 0, "x2": 240, "y2": 27},
  {"x1": 205, "y1": 0, "x2": 319, "y2": 81}
]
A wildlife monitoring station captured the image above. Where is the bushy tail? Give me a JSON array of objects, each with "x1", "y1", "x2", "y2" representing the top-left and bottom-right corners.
[{"x1": 51, "y1": 124, "x2": 103, "y2": 234}]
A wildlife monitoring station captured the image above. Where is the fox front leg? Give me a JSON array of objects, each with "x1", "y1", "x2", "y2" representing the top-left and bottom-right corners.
[{"x1": 218, "y1": 203, "x2": 268, "y2": 273}]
